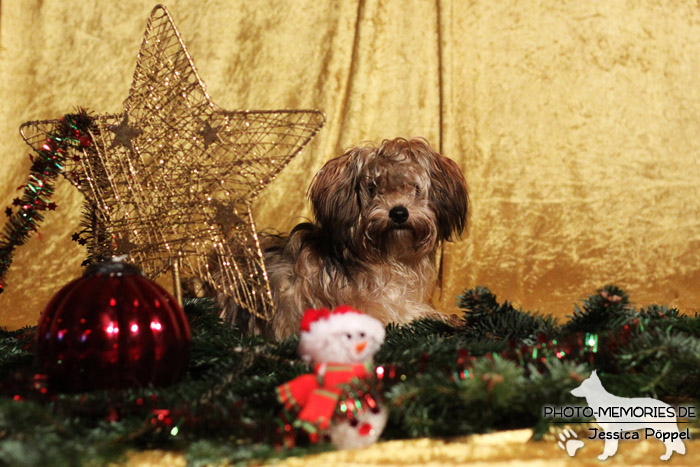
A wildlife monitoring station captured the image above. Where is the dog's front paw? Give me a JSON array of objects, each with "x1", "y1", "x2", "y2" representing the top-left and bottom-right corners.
[
  {"x1": 443, "y1": 313, "x2": 464, "y2": 327},
  {"x1": 423, "y1": 310, "x2": 460, "y2": 324}
]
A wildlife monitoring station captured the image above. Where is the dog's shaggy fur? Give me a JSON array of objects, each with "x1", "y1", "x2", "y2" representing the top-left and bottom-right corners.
[{"x1": 218, "y1": 137, "x2": 468, "y2": 338}]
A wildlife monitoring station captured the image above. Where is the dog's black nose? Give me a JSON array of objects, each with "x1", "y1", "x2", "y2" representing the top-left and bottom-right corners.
[{"x1": 389, "y1": 206, "x2": 409, "y2": 224}]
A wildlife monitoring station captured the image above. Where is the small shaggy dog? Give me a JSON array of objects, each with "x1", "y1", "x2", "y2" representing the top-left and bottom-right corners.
[{"x1": 219, "y1": 137, "x2": 468, "y2": 338}]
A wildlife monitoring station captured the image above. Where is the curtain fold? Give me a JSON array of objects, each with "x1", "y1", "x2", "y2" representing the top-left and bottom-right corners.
[{"x1": 1, "y1": 0, "x2": 699, "y2": 328}]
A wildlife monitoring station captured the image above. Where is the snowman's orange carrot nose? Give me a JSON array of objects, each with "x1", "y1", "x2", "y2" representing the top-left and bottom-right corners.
[{"x1": 355, "y1": 341, "x2": 367, "y2": 353}]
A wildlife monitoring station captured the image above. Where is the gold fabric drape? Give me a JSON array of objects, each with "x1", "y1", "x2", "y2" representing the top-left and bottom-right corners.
[{"x1": 2, "y1": 0, "x2": 700, "y2": 328}]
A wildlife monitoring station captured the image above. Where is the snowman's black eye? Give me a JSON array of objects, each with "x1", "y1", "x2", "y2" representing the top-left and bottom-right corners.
[
  {"x1": 345, "y1": 333, "x2": 352, "y2": 340},
  {"x1": 359, "y1": 332, "x2": 366, "y2": 338}
]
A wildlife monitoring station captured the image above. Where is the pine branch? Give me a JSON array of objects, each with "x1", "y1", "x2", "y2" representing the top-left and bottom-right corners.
[{"x1": 1, "y1": 287, "x2": 699, "y2": 465}]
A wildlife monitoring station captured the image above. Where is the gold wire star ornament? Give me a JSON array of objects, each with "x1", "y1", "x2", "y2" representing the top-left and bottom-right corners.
[{"x1": 20, "y1": 5, "x2": 325, "y2": 320}]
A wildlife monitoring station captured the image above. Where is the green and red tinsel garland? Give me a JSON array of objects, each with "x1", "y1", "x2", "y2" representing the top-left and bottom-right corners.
[
  {"x1": 0, "y1": 285, "x2": 699, "y2": 466},
  {"x1": 0, "y1": 110, "x2": 95, "y2": 295}
]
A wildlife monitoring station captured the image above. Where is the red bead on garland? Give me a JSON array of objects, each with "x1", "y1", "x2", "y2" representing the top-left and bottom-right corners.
[{"x1": 35, "y1": 259, "x2": 190, "y2": 392}]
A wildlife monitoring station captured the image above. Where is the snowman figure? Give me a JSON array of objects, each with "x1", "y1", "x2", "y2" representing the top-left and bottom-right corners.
[{"x1": 277, "y1": 305, "x2": 388, "y2": 450}]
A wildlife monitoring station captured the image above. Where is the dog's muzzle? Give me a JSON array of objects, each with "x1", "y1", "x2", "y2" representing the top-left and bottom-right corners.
[{"x1": 389, "y1": 206, "x2": 409, "y2": 224}]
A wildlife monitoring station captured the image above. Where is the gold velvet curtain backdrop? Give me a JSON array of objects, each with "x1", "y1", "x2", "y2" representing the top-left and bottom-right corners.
[{"x1": 1, "y1": 0, "x2": 699, "y2": 329}]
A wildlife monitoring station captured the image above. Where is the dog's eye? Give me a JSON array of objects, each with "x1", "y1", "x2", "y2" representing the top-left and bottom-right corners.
[
  {"x1": 414, "y1": 184, "x2": 421, "y2": 196},
  {"x1": 367, "y1": 182, "x2": 377, "y2": 197}
]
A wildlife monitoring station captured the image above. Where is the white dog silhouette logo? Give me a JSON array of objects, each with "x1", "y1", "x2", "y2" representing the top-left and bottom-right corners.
[{"x1": 570, "y1": 370, "x2": 687, "y2": 461}]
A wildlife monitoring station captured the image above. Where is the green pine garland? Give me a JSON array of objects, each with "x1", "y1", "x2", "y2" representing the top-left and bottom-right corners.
[{"x1": 1, "y1": 286, "x2": 699, "y2": 466}]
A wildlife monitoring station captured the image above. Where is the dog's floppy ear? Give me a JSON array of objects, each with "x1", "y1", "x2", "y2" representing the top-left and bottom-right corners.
[
  {"x1": 426, "y1": 150, "x2": 468, "y2": 241},
  {"x1": 308, "y1": 147, "x2": 366, "y2": 230}
]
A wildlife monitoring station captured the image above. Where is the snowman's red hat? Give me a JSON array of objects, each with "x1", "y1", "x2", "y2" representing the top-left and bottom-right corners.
[
  {"x1": 300, "y1": 305, "x2": 363, "y2": 333},
  {"x1": 298, "y1": 305, "x2": 386, "y2": 365}
]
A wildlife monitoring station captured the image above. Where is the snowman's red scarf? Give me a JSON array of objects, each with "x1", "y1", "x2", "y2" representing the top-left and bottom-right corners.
[{"x1": 277, "y1": 361, "x2": 373, "y2": 431}]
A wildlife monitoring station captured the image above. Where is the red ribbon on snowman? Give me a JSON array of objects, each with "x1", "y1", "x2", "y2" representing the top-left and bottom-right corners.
[{"x1": 276, "y1": 306, "x2": 387, "y2": 444}]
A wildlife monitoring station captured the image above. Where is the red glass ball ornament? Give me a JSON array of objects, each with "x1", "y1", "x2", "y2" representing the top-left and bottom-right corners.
[{"x1": 35, "y1": 260, "x2": 190, "y2": 392}]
